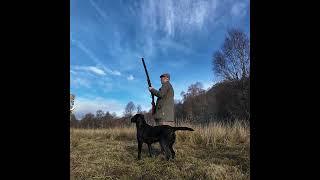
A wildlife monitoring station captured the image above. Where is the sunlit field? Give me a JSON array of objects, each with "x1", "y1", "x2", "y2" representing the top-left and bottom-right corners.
[{"x1": 70, "y1": 121, "x2": 249, "y2": 180}]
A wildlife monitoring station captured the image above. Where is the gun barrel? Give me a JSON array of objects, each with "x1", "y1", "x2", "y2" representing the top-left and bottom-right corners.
[
  {"x1": 141, "y1": 57, "x2": 156, "y2": 114},
  {"x1": 141, "y1": 58, "x2": 152, "y2": 87}
]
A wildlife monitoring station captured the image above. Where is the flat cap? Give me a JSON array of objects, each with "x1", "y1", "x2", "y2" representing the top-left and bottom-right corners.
[{"x1": 160, "y1": 73, "x2": 170, "y2": 79}]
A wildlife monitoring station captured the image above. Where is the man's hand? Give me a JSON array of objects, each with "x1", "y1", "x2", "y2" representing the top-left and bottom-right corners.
[{"x1": 148, "y1": 87, "x2": 154, "y2": 91}]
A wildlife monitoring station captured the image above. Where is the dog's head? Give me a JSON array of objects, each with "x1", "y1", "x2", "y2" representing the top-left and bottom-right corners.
[{"x1": 131, "y1": 114, "x2": 146, "y2": 126}]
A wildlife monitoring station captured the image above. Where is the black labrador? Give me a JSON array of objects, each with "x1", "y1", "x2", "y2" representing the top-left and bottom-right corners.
[{"x1": 131, "y1": 114, "x2": 194, "y2": 160}]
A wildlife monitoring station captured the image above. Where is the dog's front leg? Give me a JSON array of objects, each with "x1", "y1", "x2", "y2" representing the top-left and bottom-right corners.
[
  {"x1": 138, "y1": 141, "x2": 143, "y2": 160},
  {"x1": 147, "y1": 144, "x2": 153, "y2": 157}
]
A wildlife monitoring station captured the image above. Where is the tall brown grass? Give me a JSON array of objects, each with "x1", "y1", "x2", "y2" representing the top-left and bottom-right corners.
[
  {"x1": 70, "y1": 121, "x2": 250, "y2": 180},
  {"x1": 71, "y1": 121, "x2": 249, "y2": 148}
]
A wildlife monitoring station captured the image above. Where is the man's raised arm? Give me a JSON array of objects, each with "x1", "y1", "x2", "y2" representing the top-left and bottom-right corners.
[{"x1": 150, "y1": 83, "x2": 169, "y2": 98}]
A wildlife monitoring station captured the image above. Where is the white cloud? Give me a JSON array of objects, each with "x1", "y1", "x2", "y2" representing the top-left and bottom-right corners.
[
  {"x1": 127, "y1": 75, "x2": 134, "y2": 80},
  {"x1": 95, "y1": 1, "x2": 220, "y2": 70},
  {"x1": 73, "y1": 96, "x2": 125, "y2": 119},
  {"x1": 140, "y1": 0, "x2": 218, "y2": 37},
  {"x1": 71, "y1": 65, "x2": 117, "y2": 91},
  {"x1": 157, "y1": 38, "x2": 193, "y2": 54},
  {"x1": 167, "y1": 59, "x2": 188, "y2": 68},
  {"x1": 70, "y1": 70, "x2": 77, "y2": 75},
  {"x1": 71, "y1": 37, "x2": 122, "y2": 76},
  {"x1": 89, "y1": 0, "x2": 109, "y2": 22},
  {"x1": 73, "y1": 66, "x2": 106, "y2": 76},
  {"x1": 136, "y1": 0, "x2": 219, "y2": 59},
  {"x1": 231, "y1": 2, "x2": 247, "y2": 17},
  {"x1": 104, "y1": 68, "x2": 121, "y2": 76},
  {"x1": 106, "y1": 30, "x2": 147, "y2": 71},
  {"x1": 88, "y1": 66, "x2": 105, "y2": 75},
  {"x1": 71, "y1": 37, "x2": 101, "y2": 65},
  {"x1": 71, "y1": 77, "x2": 91, "y2": 88}
]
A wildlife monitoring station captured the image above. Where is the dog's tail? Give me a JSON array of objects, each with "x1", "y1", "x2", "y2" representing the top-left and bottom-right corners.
[{"x1": 172, "y1": 127, "x2": 194, "y2": 131}]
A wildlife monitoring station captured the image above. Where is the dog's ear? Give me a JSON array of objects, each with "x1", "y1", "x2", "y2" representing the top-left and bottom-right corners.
[
  {"x1": 139, "y1": 114, "x2": 144, "y2": 118},
  {"x1": 137, "y1": 114, "x2": 146, "y2": 124},
  {"x1": 131, "y1": 115, "x2": 137, "y2": 123}
]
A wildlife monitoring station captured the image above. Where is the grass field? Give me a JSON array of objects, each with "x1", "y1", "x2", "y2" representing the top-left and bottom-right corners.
[{"x1": 70, "y1": 122, "x2": 250, "y2": 180}]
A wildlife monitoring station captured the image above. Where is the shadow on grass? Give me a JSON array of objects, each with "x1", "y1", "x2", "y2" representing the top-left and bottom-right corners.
[{"x1": 124, "y1": 142, "x2": 164, "y2": 159}]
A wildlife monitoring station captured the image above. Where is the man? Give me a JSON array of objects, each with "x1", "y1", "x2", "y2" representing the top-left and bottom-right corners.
[{"x1": 149, "y1": 73, "x2": 175, "y2": 126}]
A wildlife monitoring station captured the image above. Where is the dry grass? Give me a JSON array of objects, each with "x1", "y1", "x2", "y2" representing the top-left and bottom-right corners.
[{"x1": 70, "y1": 121, "x2": 250, "y2": 180}]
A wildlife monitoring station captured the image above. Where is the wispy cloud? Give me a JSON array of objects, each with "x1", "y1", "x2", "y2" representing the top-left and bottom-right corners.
[
  {"x1": 71, "y1": 65, "x2": 113, "y2": 91},
  {"x1": 102, "y1": 67, "x2": 121, "y2": 76},
  {"x1": 167, "y1": 59, "x2": 188, "y2": 69},
  {"x1": 127, "y1": 75, "x2": 134, "y2": 81},
  {"x1": 84, "y1": 0, "x2": 219, "y2": 71},
  {"x1": 89, "y1": 67, "x2": 106, "y2": 76},
  {"x1": 157, "y1": 38, "x2": 194, "y2": 54},
  {"x1": 74, "y1": 66, "x2": 106, "y2": 76},
  {"x1": 105, "y1": 30, "x2": 146, "y2": 71},
  {"x1": 136, "y1": 0, "x2": 219, "y2": 59},
  {"x1": 140, "y1": 0, "x2": 218, "y2": 37},
  {"x1": 89, "y1": 0, "x2": 109, "y2": 22},
  {"x1": 231, "y1": 2, "x2": 247, "y2": 17},
  {"x1": 71, "y1": 77, "x2": 91, "y2": 88},
  {"x1": 70, "y1": 70, "x2": 77, "y2": 75},
  {"x1": 71, "y1": 37, "x2": 122, "y2": 76},
  {"x1": 71, "y1": 37, "x2": 101, "y2": 65}
]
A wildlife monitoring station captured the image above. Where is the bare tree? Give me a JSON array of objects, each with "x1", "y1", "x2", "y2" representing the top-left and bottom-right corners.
[
  {"x1": 212, "y1": 28, "x2": 250, "y2": 81},
  {"x1": 70, "y1": 113, "x2": 78, "y2": 128},
  {"x1": 111, "y1": 112, "x2": 117, "y2": 118},
  {"x1": 136, "y1": 105, "x2": 142, "y2": 113},
  {"x1": 179, "y1": 82, "x2": 206, "y2": 121},
  {"x1": 187, "y1": 82, "x2": 204, "y2": 97},
  {"x1": 81, "y1": 113, "x2": 95, "y2": 129},
  {"x1": 70, "y1": 94, "x2": 76, "y2": 117},
  {"x1": 96, "y1": 110, "x2": 104, "y2": 119},
  {"x1": 124, "y1": 101, "x2": 136, "y2": 117}
]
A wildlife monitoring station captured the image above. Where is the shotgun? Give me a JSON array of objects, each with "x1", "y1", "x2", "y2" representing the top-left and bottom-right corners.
[{"x1": 141, "y1": 58, "x2": 156, "y2": 115}]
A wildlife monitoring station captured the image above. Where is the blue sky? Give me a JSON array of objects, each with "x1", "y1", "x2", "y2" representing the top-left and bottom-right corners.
[{"x1": 70, "y1": 0, "x2": 250, "y2": 118}]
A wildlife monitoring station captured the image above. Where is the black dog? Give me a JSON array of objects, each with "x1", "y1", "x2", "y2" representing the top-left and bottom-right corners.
[{"x1": 131, "y1": 114, "x2": 194, "y2": 160}]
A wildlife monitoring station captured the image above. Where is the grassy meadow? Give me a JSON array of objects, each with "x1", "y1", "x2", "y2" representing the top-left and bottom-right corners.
[{"x1": 70, "y1": 121, "x2": 250, "y2": 180}]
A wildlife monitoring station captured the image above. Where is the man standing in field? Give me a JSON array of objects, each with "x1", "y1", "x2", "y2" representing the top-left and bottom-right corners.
[{"x1": 148, "y1": 73, "x2": 175, "y2": 126}]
